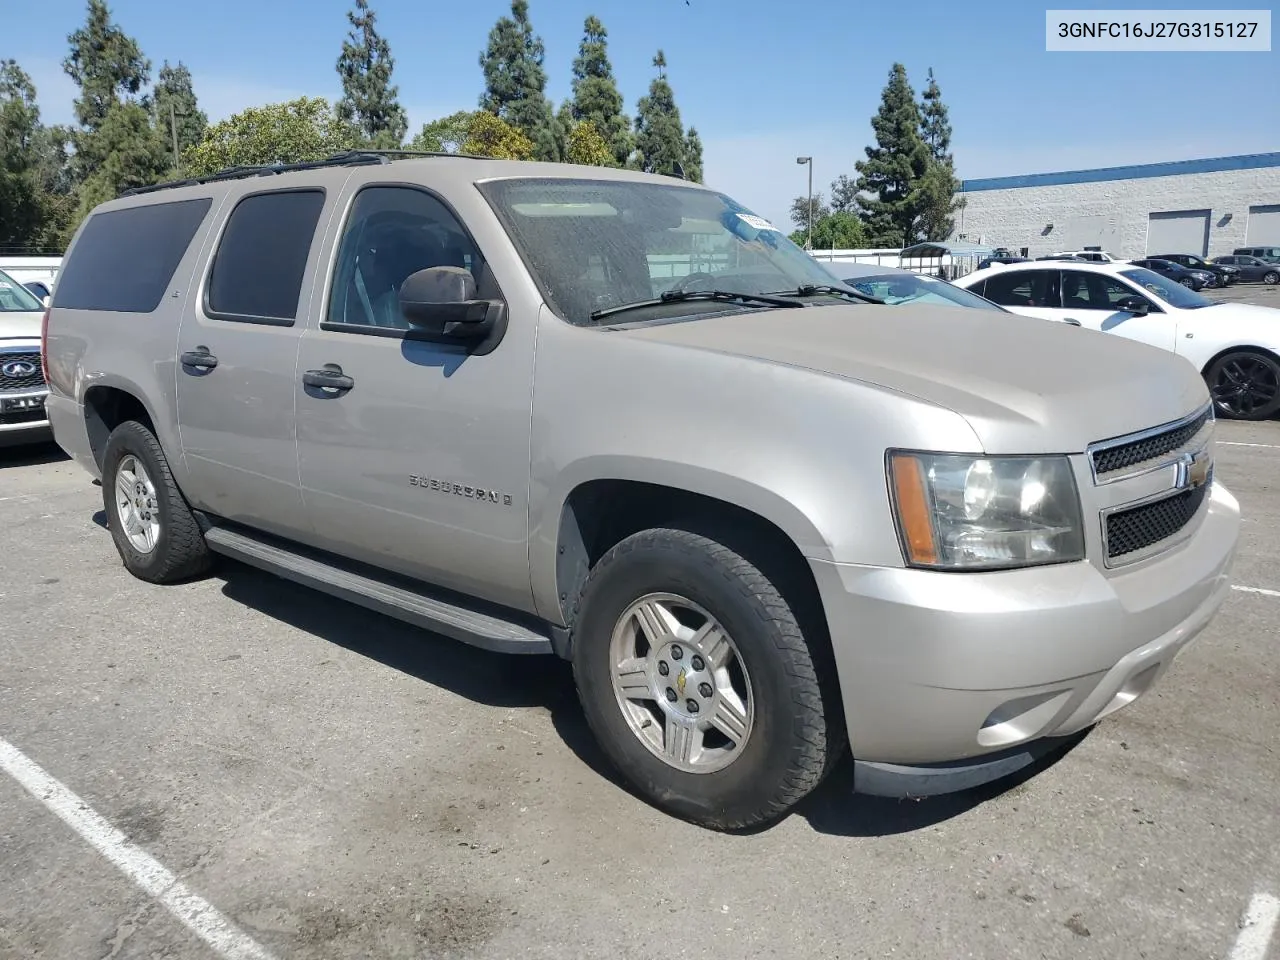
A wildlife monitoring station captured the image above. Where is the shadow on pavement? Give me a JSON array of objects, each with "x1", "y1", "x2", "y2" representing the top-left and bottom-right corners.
[
  {"x1": 210, "y1": 555, "x2": 1090, "y2": 838},
  {"x1": 0, "y1": 441, "x2": 68, "y2": 468}
]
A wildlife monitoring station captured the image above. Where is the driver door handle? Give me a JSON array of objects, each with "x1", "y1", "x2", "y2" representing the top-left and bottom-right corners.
[
  {"x1": 1062, "y1": 317, "x2": 1082, "y2": 326},
  {"x1": 302, "y1": 365, "x2": 355, "y2": 392},
  {"x1": 180, "y1": 347, "x2": 218, "y2": 370}
]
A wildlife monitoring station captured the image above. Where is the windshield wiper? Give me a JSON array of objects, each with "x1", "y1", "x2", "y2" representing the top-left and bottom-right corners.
[
  {"x1": 589, "y1": 289, "x2": 805, "y2": 323},
  {"x1": 775, "y1": 283, "x2": 884, "y2": 305}
]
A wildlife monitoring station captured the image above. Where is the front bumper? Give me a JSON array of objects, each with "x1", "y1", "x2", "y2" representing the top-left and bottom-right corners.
[
  {"x1": 811, "y1": 481, "x2": 1239, "y2": 777},
  {"x1": 0, "y1": 389, "x2": 52, "y2": 449}
]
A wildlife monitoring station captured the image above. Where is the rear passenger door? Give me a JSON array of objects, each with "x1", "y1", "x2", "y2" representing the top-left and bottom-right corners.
[
  {"x1": 976, "y1": 269, "x2": 1066, "y2": 324},
  {"x1": 175, "y1": 186, "x2": 332, "y2": 538},
  {"x1": 292, "y1": 182, "x2": 538, "y2": 613}
]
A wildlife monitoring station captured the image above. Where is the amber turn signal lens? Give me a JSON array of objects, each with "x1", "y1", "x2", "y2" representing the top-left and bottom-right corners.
[{"x1": 890, "y1": 453, "x2": 938, "y2": 565}]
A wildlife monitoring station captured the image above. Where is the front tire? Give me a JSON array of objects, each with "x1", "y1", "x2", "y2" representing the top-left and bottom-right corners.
[
  {"x1": 1264, "y1": 271, "x2": 1279, "y2": 285},
  {"x1": 1205, "y1": 350, "x2": 1280, "y2": 421},
  {"x1": 572, "y1": 528, "x2": 838, "y2": 831},
  {"x1": 102, "y1": 420, "x2": 212, "y2": 583}
]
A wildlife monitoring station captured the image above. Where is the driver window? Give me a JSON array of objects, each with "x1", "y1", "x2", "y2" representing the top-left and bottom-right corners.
[
  {"x1": 327, "y1": 186, "x2": 483, "y2": 330},
  {"x1": 1061, "y1": 271, "x2": 1151, "y2": 310}
]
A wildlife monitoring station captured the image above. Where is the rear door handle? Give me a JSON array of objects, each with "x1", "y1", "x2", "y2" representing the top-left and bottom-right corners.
[
  {"x1": 302, "y1": 365, "x2": 355, "y2": 392},
  {"x1": 1062, "y1": 317, "x2": 1082, "y2": 326},
  {"x1": 180, "y1": 347, "x2": 218, "y2": 370}
]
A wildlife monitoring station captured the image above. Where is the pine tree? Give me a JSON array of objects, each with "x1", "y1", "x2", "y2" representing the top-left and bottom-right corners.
[
  {"x1": 478, "y1": 0, "x2": 559, "y2": 161},
  {"x1": 147, "y1": 62, "x2": 207, "y2": 173},
  {"x1": 62, "y1": 0, "x2": 168, "y2": 216},
  {"x1": 569, "y1": 16, "x2": 631, "y2": 167},
  {"x1": 854, "y1": 63, "x2": 930, "y2": 246},
  {"x1": 682, "y1": 126, "x2": 703, "y2": 183},
  {"x1": 336, "y1": 0, "x2": 408, "y2": 149},
  {"x1": 917, "y1": 67, "x2": 963, "y2": 241},
  {"x1": 0, "y1": 61, "x2": 46, "y2": 251},
  {"x1": 633, "y1": 51, "x2": 687, "y2": 178}
]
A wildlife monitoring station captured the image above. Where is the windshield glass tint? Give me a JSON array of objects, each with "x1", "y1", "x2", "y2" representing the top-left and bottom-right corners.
[
  {"x1": 479, "y1": 178, "x2": 843, "y2": 325},
  {"x1": 845, "y1": 273, "x2": 1003, "y2": 311},
  {"x1": 1119, "y1": 268, "x2": 1213, "y2": 309},
  {"x1": 0, "y1": 270, "x2": 44, "y2": 312}
]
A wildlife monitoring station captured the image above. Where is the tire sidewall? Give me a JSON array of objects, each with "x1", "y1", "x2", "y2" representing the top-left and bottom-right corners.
[
  {"x1": 573, "y1": 536, "x2": 814, "y2": 824},
  {"x1": 102, "y1": 423, "x2": 181, "y2": 580},
  {"x1": 1207, "y1": 352, "x2": 1280, "y2": 421}
]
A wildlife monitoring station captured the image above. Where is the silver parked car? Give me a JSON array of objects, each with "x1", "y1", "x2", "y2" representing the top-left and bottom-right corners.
[
  {"x1": 43, "y1": 153, "x2": 1239, "y2": 830},
  {"x1": 0, "y1": 268, "x2": 52, "y2": 448}
]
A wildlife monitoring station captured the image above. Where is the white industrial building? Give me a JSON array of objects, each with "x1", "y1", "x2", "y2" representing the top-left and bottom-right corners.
[{"x1": 955, "y1": 152, "x2": 1280, "y2": 260}]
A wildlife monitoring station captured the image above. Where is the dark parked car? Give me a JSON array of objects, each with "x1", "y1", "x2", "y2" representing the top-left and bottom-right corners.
[
  {"x1": 1214, "y1": 255, "x2": 1280, "y2": 285},
  {"x1": 22, "y1": 280, "x2": 51, "y2": 301},
  {"x1": 1128, "y1": 258, "x2": 1214, "y2": 291},
  {"x1": 1148, "y1": 253, "x2": 1238, "y2": 288}
]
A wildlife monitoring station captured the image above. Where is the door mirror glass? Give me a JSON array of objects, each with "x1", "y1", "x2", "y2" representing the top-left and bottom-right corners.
[
  {"x1": 1115, "y1": 295, "x2": 1150, "y2": 316},
  {"x1": 399, "y1": 266, "x2": 501, "y2": 341}
]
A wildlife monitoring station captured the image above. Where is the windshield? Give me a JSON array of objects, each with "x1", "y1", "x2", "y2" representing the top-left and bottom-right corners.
[
  {"x1": 0, "y1": 270, "x2": 44, "y2": 312},
  {"x1": 843, "y1": 272, "x2": 1004, "y2": 311},
  {"x1": 479, "y1": 178, "x2": 847, "y2": 325},
  {"x1": 1119, "y1": 267, "x2": 1215, "y2": 309}
]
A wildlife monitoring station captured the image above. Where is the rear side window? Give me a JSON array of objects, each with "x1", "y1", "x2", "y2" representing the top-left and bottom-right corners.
[
  {"x1": 53, "y1": 198, "x2": 212, "y2": 312},
  {"x1": 206, "y1": 189, "x2": 325, "y2": 324},
  {"x1": 983, "y1": 270, "x2": 1060, "y2": 308}
]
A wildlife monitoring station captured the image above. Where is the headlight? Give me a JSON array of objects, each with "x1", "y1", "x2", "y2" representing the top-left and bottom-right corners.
[{"x1": 888, "y1": 452, "x2": 1085, "y2": 570}]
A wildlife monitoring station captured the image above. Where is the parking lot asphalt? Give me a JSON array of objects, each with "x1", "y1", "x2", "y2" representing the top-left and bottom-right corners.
[{"x1": 1, "y1": 421, "x2": 1278, "y2": 960}]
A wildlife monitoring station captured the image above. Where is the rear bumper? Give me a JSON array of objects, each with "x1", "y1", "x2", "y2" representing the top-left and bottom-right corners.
[{"x1": 812, "y1": 481, "x2": 1239, "y2": 773}]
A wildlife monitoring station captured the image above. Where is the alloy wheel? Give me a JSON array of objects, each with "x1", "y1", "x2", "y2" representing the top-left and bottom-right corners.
[{"x1": 113, "y1": 454, "x2": 162, "y2": 553}]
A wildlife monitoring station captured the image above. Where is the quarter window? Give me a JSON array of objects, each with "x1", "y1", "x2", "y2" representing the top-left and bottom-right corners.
[
  {"x1": 206, "y1": 189, "x2": 326, "y2": 324},
  {"x1": 53, "y1": 198, "x2": 212, "y2": 313},
  {"x1": 981, "y1": 270, "x2": 1060, "y2": 308},
  {"x1": 326, "y1": 186, "x2": 483, "y2": 331}
]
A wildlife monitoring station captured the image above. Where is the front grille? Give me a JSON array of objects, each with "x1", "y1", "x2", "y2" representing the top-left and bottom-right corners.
[
  {"x1": 0, "y1": 352, "x2": 45, "y2": 392},
  {"x1": 1092, "y1": 407, "x2": 1211, "y2": 476},
  {"x1": 1105, "y1": 479, "x2": 1210, "y2": 559}
]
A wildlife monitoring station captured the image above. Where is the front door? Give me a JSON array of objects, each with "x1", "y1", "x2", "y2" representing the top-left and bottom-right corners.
[
  {"x1": 1058, "y1": 269, "x2": 1176, "y2": 353},
  {"x1": 293, "y1": 183, "x2": 538, "y2": 613},
  {"x1": 175, "y1": 186, "x2": 332, "y2": 538}
]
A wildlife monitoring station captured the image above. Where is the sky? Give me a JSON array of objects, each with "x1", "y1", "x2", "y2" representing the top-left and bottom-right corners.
[{"x1": 10, "y1": 0, "x2": 1280, "y2": 231}]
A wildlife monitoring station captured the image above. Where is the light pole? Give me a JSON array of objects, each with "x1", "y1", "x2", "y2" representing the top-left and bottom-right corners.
[{"x1": 796, "y1": 156, "x2": 813, "y2": 250}]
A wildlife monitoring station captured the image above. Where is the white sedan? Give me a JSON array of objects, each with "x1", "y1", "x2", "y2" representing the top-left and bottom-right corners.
[{"x1": 953, "y1": 260, "x2": 1280, "y2": 420}]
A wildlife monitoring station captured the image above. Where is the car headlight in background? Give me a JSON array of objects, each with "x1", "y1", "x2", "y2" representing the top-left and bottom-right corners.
[{"x1": 888, "y1": 452, "x2": 1085, "y2": 570}]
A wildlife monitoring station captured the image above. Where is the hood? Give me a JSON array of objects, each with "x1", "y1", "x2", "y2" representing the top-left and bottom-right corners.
[
  {"x1": 621, "y1": 303, "x2": 1208, "y2": 454},
  {"x1": 0, "y1": 310, "x2": 43, "y2": 342}
]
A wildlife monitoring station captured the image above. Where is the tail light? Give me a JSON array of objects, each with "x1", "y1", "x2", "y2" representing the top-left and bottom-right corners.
[{"x1": 40, "y1": 307, "x2": 50, "y2": 385}]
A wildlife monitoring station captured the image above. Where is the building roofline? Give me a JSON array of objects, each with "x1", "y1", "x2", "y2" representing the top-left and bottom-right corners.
[{"x1": 961, "y1": 152, "x2": 1280, "y2": 193}]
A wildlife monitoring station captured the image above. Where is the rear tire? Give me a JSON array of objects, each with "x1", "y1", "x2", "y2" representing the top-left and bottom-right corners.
[
  {"x1": 1205, "y1": 350, "x2": 1280, "y2": 421},
  {"x1": 571, "y1": 528, "x2": 838, "y2": 831},
  {"x1": 102, "y1": 420, "x2": 212, "y2": 583}
]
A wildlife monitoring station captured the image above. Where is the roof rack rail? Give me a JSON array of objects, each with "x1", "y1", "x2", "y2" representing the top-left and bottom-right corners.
[{"x1": 119, "y1": 148, "x2": 503, "y2": 198}]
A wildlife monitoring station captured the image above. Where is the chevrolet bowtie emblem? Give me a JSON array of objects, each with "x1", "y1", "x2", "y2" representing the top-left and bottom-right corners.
[
  {"x1": 1178, "y1": 450, "x2": 1211, "y2": 490},
  {"x1": 676, "y1": 668, "x2": 687, "y2": 698}
]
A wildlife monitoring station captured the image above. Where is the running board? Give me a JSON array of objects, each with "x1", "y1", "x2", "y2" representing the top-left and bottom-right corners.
[{"x1": 203, "y1": 525, "x2": 554, "y2": 655}]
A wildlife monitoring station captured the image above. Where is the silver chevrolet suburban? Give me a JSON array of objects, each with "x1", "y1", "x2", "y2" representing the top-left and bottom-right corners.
[{"x1": 44, "y1": 153, "x2": 1240, "y2": 830}]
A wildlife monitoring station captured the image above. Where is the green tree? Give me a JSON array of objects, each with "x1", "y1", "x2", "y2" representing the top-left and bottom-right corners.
[
  {"x1": 917, "y1": 67, "x2": 963, "y2": 241},
  {"x1": 789, "y1": 211, "x2": 868, "y2": 250},
  {"x1": 461, "y1": 111, "x2": 533, "y2": 160},
  {"x1": 789, "y1": 192, "x2": 831, "y2": 233},
  {"x1": 183, "y1": 97, "x2": 359, "y2": 177},
  {"x1": 146, "y1": 61, "x2": 207, "y2": 173},
  {"x1": 566, "y1": 119, "x2": 612, "y2": 166},
  {"x1": 478, "y1": 0, "x2": 559, "y2": 160},
  {"x1": 62, "y1": 0, "x2": 168, "y2": 215},
  {"x1": 568, "y1": 16, "x2": 630, "y2": 167},
  {"x1": 632, "y1": 51, "x2": 687, "y2": 178},
  {"x1": 336, "y1": 0, "x2": 408, "y2": 149},
  {"x1": 854, "y1": 63, "x2": 930, "y2": 246},
  {"x1": 829, "y1": 173, "x2": 858, "y2": 214},
  {"x1": 62, "y1": 0, "x2": 149, "y2": 132},
  {"x1": 0, "y1": 61, "x2": 47, "y2": 252},
  {"x1": 682, "y1": 126, "x2": 703, "y2": 182},
  {"x1": 408, "y1": 110, "x2": 475, "y2": 153}
]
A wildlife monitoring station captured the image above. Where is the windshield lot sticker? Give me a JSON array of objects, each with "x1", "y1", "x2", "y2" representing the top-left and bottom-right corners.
[{"x1": 736, "y1": 214, "x2": 781, "y2": 233}]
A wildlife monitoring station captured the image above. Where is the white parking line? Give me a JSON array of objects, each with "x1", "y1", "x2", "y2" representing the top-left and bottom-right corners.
[
  {"x1": 1228, "y1": 892, "x2": 1280, "y2": 960},
  {"x1": 1232, "y1": 585, "x2": 1280, "y2": 599},
  {"x1": 0, "y1": 735, "x2": 276, "y2": 960},
  {"x1": 1219, "y1": 441, "x2": 1280, "y2": 450}
]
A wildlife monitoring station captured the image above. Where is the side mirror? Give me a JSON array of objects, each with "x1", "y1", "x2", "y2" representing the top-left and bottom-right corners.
[
  {"x1": 1115, "y1": 296, "x2": 1150, "y2": 316},
  {"x1": 42, "y1": 296, "x2": 51, "y2": 308},
  {"x1": 398, "y1": 266, "x2": 505, "y2": 344}
]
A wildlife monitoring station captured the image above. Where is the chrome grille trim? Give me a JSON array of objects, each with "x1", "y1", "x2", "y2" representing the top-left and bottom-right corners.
[{"x1": 1086, "y1": 402, "x2": 1215, "y2": 485}]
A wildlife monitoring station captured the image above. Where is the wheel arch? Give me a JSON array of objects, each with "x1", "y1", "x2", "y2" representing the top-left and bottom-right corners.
[{"x1": 82, "y1": 380, "x2": 166, "y2": 471}]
